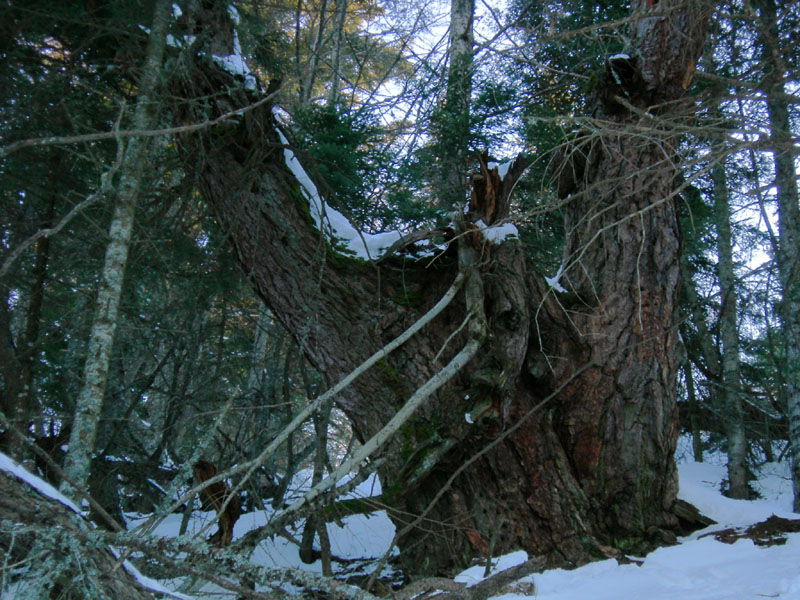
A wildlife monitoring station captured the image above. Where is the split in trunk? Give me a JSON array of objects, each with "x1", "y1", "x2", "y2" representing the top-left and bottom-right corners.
[{"x1": 170, "y1": 0, "x2": 712, "y2": 577}]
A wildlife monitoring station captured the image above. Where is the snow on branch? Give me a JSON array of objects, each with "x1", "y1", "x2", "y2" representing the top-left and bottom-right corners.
[
  {"x1": 474, "y1": 219, "x2": 519, "y2": 245},
  {"x1": 274, "y1": 120, "x2": 404, "y2": 261},
  {"x1": 0, "y1": 451, "x2": 196, "y2": 600},
  {"x1": 0, "y1": 451, "x2": 81, "y2": 514}
]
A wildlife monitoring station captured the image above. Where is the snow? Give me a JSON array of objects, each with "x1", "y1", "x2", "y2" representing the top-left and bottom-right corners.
[
  {"x1": 455, "y1": 550, "x2": 529, "y2": 586},
  {"x1": 0, "y1": 450, "x2": 81, "y2": 514},
  {"x1": 6, "y1": 443, "x2": 800, "y2": 600},
  {"x1": 126, "y1": 471, "x2": 397, "y2": 580},
  {"x1": 274, "y1": 124, "x2": 404, "y2": 260},
  {"x1": 246, "y1": 472, "x2": 396, "y2": 571},
  {"x1": 0, "y1": 452, "x2": 198, "y2": 599},
  {"x1": 545, "y1": 264, "x2": 567, "y2": 293},
  {"x1": 111, "y1": 547, "x2": 197, "y2": 600},
  {"x1": 486, "y1": 160, "x2": 514, "y2": 181},
  {"x1": 166, "y1": 33, "x2": 196, "y2": 49},
  {"x1": 483, "y1": 450, "x2": 800, "y2": 600},
  {"x1": 226, "y1": 4, "x2": 240, "y2": 25},
  {"x1": 211, "y1": 28, "x2": 257, "y2": 91},
  {"x1": 530, "y1": 532, "x2": 800, "y2": 600},
  {"x1": 140, "y1": 446, "x2": 800, "y2": 600},
  {"x1": 609, "y1": 53, "x2": 631, "y2": 60},
  {"x1": 167, "y1": 3, "x2": 253, "y2": 91},
  {"x1": 476, "y1": 220, "x2": 519, "y2": 244},
  {"x1": 275, "y1": 115, "x2": 521, "y2": 260}
]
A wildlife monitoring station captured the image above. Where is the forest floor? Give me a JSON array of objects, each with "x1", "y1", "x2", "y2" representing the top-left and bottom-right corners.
[{"x1": 128, "y1": 436, "x2": 800, "y2": 599}]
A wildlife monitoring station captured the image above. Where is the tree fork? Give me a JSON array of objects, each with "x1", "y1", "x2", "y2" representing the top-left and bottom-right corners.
[{"x1": 171, "y1": 0, "x2": 712, "y2": 577}]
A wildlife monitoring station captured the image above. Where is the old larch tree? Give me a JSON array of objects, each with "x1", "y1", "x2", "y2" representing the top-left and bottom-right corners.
[{"x1": 171, "y1": 0, "x2": 711, "y2": 576}]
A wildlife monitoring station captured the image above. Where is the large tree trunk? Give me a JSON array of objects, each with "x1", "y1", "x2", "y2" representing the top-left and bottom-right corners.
[{"x1": 172, "y1": 0, "x2": 710, "y2": 577}]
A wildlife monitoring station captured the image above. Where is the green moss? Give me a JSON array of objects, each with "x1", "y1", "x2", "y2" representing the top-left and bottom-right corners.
[
  {"x1": 584, "y1": 71, "x2": 599, "y2": 94},
  {"x1": 376, "y1": 358, "x2": 409, "y2": 404},
  {"x1": 286, "y1": 181, "x2": 368, "y2": 272},
  {"x1": 318, "y1": 496, "x2": 387, "y2": 521},
  {"x1": 393, "y1": 287, "x2": 422, "y2": 307},
  {"x1": 398, "y1": 417, "x2": 437, "y2": 459},
  {"x1": 327, "y1": 247, "x2": 368, "y2": 274},
  {"x1": 610, "y1": 535, "x2": 648, "y2": 556}
]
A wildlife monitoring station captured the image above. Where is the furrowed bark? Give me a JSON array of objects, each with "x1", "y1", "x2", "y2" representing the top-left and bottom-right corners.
[{"x1": 171, "y1": 0, "x2": 711, "y2": 577}]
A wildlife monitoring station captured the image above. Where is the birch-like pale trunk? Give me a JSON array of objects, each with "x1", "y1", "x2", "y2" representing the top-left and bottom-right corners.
[
  {"x1": 755, "y1": 0, "x2": 800, "y2": 511},
  {"x1": 299, "y1": 0, "x2": 330, "y2": 106},
  {"x1": 711, "y1": 145, "x2": 748, "y2": 498},
  {"x1": 61, "y1": 0, "x2": 171, "y2": 495},
  {"x1": 327, "y1": 0, "x2": 348, "y2": 104},
  {"x1": 435, "y1": 0, "x2": 475, "y2": 211}
]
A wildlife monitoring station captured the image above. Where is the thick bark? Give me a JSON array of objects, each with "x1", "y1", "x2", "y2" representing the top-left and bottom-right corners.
[{"x1": 172, "y1": 0, "x2": 710, "y2": 577}]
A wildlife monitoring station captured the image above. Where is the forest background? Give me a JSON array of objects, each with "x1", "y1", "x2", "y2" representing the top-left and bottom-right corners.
[{"x1": 1, "y1": 0, "x2": 799, "y2": 597}]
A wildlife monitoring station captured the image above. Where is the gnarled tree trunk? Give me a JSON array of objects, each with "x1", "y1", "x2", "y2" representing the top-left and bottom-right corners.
[{"x1": 172, "y1": 0, "x2": 710, "y2": 577}]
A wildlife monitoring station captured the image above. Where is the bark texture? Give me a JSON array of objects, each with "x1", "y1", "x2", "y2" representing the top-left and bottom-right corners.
[
  {"x1": 711, "y1": 145, "x2": 748, "y2": 499},
  {"x1": 61, "y1": 0, "x2": 171, "y2": 494},
  {"x1": 171, "y1": 0, "x2": 710, "y2": 576}
]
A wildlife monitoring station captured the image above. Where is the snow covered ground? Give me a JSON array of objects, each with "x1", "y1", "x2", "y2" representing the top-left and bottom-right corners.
[
  {"x1": 136, "y1": 441, "x2": 800, "y2": 599},
  {"x1": 457, "y1": 442, "x2": 800, "y2": 600},
  {"x1": 4, "y1": 441, "x2": 799, "y2": 598}
]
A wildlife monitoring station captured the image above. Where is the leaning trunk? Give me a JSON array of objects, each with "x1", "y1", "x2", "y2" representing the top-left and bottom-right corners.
[{"x1": 172, "y1": 0, "x2": 710, "y2": 577}]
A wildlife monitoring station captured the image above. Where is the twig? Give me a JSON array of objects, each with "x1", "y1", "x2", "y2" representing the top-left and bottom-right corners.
[{"x1": 0, "y1": 88, "x2": 282, "y2": 158}]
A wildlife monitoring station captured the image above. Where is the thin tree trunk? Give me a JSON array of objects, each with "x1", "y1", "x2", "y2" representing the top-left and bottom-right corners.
[
  {"x1": 61, "y1": 0, "x2": 171, "y2": 494},
  {"x1": 684, "y1": 360, "x2": 704, "y2": 462},
  {"x1": 299, "y1": 0, "x2": 330, "y2": 106},
  {"x1": 711, "y1": 136, "x2": 748, "y2": 498},
  {"x1": 2, "y1": 161, "x2": 57, "y2": 462},
  {"x1": 435, "y1": 0, "x2": 475, "y2": 211},
  {"x1": 327, "y1": 0, "x2": 348, "y2": 104},
  {"x1": 299, "y1": 399, "x2": 333, "y2": 571},
  {"x1": 246, "y1": 302, "x2": 272, "y2": 393},
  {"x1": 754, "y1": 0, "x2": 800, "y2": 511}
]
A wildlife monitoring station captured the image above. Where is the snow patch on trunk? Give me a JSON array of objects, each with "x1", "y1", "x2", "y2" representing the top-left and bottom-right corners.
[
  {"x1": 0, "y1": 451, "x2": 81, "y2": 514},
  {"x1": 475, "y1": 220, "x2": 519, "y2": 244},
  {"x1": 545, "y1": 264, "x2": 567, "y2": 293}
]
